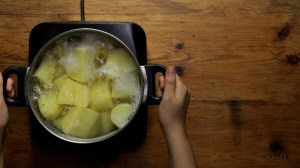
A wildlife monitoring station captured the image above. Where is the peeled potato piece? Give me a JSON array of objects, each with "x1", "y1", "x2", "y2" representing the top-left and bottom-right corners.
[
  {"x1": 58, "y1": 78, "x2": 89, "y2": 107},
  {"x1": 35, "y1": 55, "x2": 57, "y2": 84},
  {"x1": 53, "y1": 106, "x2": 69, "y2": 130},
  {"x1": 53, "y1": 74, "x2": 68, "y2": 89},
  {"x1": 112, "y1": 71, "x2": 140, "y2": 101},
  {"x1": 59, "y1": 106, "x2": 100, "y2": 138},
  {"x1": 54, "y1": 64, "x2": 65, "y2": 80},
  {"x1": 38, "y1": 90, "x2": 61, "y2": 120},
  {"x1": 100, "y1": 49, "x2": 137, "y2": 78},
  {"x1": 111, "y1": 103, "x2": 134, "y2": 128},
  {"x1": 97, "y1": 111, "x2": 117, "y2": 135},
  {"x1": 89, "y1": 79, "x2": 114, "y2": 112},
  {"x1": 61, "y1": 46, "x2": 95, "y2": 83}
]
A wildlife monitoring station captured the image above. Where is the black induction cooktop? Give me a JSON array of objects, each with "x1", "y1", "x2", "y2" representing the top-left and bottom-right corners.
[{"x1": 28, "y1": 22, "x2": 148, "y2": 148}]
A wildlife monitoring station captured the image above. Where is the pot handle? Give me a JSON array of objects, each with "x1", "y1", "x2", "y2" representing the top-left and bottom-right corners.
[
  {"x1": 2, "y1": 66, "x2": 28, "y2": 106},
  {"x1": 141, "y1": 65, "x2": 166, "y2": 105}
]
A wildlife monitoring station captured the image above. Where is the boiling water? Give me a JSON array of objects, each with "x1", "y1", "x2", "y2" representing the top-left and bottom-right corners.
[{"x1": 31, "y1": 31, "x2": 142, "y2": 138}]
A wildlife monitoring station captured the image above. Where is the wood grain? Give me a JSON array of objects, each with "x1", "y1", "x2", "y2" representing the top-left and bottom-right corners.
[{"x1": 1, "y1": 0, "x2": 300, "y2": 167}]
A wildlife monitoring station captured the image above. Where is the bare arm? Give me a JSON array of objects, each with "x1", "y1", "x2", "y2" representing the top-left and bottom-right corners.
[
  {"x1": 164, "y1": 127, "x2": 197, "y2": 168},
  {"x1": 0, "y1": 73, "x2": 14, "y2": 168},
  {"x1": 158, "y1": 67, "x2": 197, "y2": 168}
]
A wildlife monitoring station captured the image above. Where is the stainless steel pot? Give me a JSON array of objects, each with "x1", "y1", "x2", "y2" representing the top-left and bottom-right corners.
[{"x1": 3, "y1": 28, "x2": 165, "y2": 144}]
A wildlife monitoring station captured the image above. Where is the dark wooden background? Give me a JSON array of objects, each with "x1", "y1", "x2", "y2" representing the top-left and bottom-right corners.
[{"x1": 1, "y1": 0, "x2": 300, "y2": 167}]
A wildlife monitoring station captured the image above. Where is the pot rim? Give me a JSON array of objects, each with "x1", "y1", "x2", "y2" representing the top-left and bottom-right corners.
[{"x1": 27, "y1": 28, "x2": 144, "y2": 144}]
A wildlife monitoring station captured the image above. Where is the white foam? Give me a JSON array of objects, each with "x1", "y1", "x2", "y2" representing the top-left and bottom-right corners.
[
  {"x1": 59, "y1": 52, "x2": 79, "y2": 72},
  {"x1": 131, "y1": 91, "x2": 141, "y2": 112}
]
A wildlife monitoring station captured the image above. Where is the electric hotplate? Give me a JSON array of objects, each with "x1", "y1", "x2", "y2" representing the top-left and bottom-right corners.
[{"x1": 29, "y1": 22, "x2": 148, "y2": 149}]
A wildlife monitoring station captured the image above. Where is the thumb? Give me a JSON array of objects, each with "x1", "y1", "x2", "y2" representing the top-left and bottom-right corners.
[{"x1": 163, "y1": 67, "x2": 176, "y2": 97}]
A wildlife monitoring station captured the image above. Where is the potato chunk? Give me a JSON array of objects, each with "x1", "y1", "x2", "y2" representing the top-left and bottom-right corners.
[
  {"x1": 53, "y1": 64, "x2": 65, "y2": 80},
  {"x1": 111, "y1": 71, "x2": 140, "y2": 101},
  {"x1": 89, "y1": 79, "x2": 114, "y2": 112},
  {"x1": 38, "y1": 90, "x2": 61, "y2": 119},
  {"x1": 35, "y1": 55, "x2": 57, "y2": 84},
  {"x1": 61, "y1": 46, "x2": 95, "y2": 83},
  {"x1": 100, "y1": 49, "x2": 137, "y2": 78},
  {"x1": 58, "y1": 78, "x2": 89, "y2": 107},
  {"x1": 111, "y1": 103, "x2": 134, "y2": 128},
  {"x1": 97, "y1": 111, "x2": 117, "y2": 135},
  {"x1": 59, "y1": 106, "x2": 100, "y2": 138},
  {"x1": 53, "y1": 74, "x2": 68, "y2": 89}
]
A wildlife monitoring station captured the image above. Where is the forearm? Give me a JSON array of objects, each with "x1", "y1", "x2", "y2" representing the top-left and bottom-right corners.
[
  {"x1": 163, "y1": 127, "x2": 197, "y2": 168},
  {"x1": 0, "y1": 126, "x2": 7, "y2": 168},
  {"x1": 0, "y1": 142, "x2": 3, "y2": 168}
]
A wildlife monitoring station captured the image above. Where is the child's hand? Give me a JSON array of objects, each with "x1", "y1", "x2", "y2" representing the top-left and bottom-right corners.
[
  {"x1": 157, "y1": 67, "x2": 197, "y2": 168},
  {"x1": 158, "y1": 67, "x2": 191, "y2": 135},
  {"x1": 0, "y1": 73, "x2": 14, "y2": 145}
]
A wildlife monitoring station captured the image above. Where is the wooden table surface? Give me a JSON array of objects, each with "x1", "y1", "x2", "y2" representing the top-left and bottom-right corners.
[{"x1": 1, "y1": 0, "x2": 300, "y2": 167}]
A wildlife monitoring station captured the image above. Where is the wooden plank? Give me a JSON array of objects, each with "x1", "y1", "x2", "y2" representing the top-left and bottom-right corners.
[
  {"x1": 0, "y1": 0, "x2": 79, "y2": 15},
  {"x1": 0, "y1": 0, "x2": 299, "y2": 15}
]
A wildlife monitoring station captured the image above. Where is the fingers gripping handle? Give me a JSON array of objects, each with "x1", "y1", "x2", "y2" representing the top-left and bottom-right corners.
[
  {"x1": 141, "y1": 65, "x2": 166, "y2": 105},
  {"x1": 2, "y1": 66, "x2": 28, "y2": 106}
]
